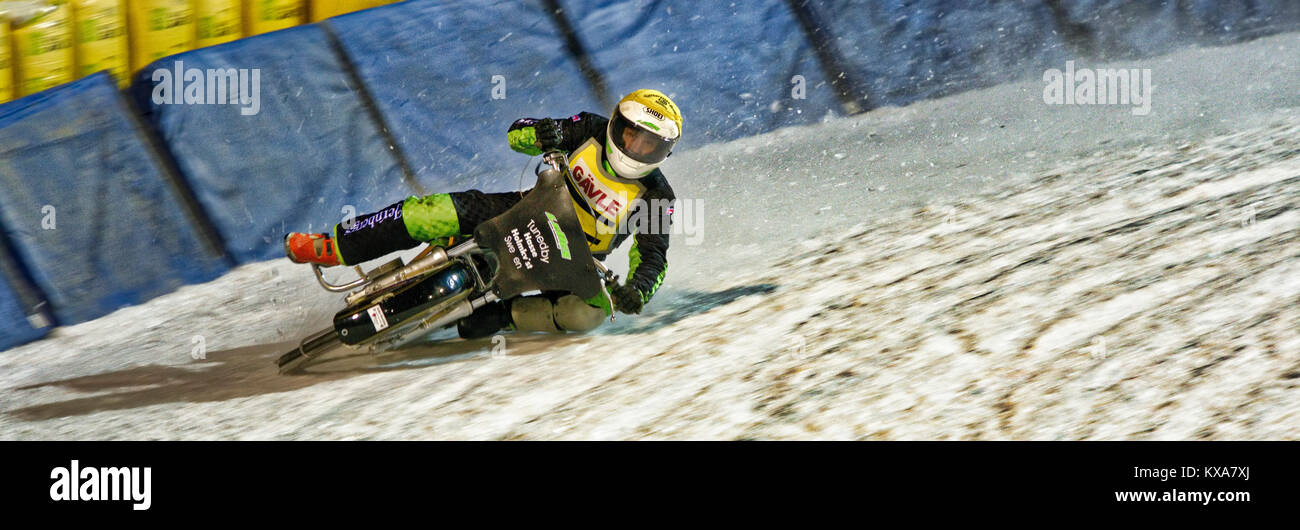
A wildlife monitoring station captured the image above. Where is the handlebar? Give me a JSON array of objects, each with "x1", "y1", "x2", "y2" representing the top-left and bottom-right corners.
[{"x1": 541, "y1": 150, "x2": 568, "y2": 177}]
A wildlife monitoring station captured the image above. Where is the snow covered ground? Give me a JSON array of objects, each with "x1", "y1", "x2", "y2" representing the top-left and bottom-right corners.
[{"x1": 1, "y1": 32, "x2": 1298, "y2": 439}]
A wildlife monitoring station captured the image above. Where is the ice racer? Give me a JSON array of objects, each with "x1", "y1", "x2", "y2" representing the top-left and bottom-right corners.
[{"x1": 283, "y1": 89, "x2": 681, "y2": 339}]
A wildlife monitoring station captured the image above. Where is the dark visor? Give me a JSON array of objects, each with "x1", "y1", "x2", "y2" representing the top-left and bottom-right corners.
[{"x1": 611, "y1": 112, "x2": 676, "y2": 164}]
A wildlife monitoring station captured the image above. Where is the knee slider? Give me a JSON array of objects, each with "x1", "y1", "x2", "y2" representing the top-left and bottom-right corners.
[
  {"x1": 510, "y1": 296, "x2": 560, "y2": 333},
  {"x1": 553, "y1": 295, "x2": 606, "y2": 333}
]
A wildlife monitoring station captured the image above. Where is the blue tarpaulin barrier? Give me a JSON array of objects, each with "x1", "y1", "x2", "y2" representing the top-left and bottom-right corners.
[
  {"x1": 130, "y1": 25, "x2": 413, "y2": 263},
  {"x1": 0, "y1": 278, "x2": 47, "y2": 351},
  {"x1": 559, "y1": 0, "x2": 842, "y2": 144},
  {"x1": 325, "y1": 0, "x2": 607, "y2": 193},
  {"x1": 0, "y1": 73, "x2": 229, "y2": 325},
  {"x1": 1053, "y1": 0, "x2": 1300, "y2": 58},
  {"x1": 801, "y1": 0, "x2": 1300, "y2": 111},
  {"x1": 0, "y1": 232, "x2": 50, "y2": 351},
  {"x1": 800, "y1": 0, "x2": 1072, "y2": 110}
]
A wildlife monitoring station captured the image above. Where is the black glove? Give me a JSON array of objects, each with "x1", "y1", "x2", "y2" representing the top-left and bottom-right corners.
[
  {"x1": 611, "y1": 283, "x2": 645, "y2": 315},
  {"x1": 534, "y1": 118, "x2": 564, "y2": 150}
]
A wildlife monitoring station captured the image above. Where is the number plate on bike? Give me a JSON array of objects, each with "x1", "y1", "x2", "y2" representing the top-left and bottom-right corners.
[{"x1": 367, "y1": 305, "x2": 390, "y2": 332}]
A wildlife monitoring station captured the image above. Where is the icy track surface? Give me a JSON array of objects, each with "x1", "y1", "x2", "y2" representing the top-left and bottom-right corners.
[{"x1": 3, "y1": 33, "x2": 1299, "y2": 439}]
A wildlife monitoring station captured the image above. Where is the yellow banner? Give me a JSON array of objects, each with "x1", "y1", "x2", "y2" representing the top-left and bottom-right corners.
[
  {"x1": 245, "y1": 0, "x2": 302, "y2": 36},
  {"x1": 309, "y1": 0, "x2": 387, "y2": 22},
  {"x1": 73, "y1": 0, "x2": 129, "y2": 86},
  {"x1": 195, "y1": 0, "x2": 241, "y2": 48},
  {"x1": 0, "y1": 21, "x2": 11, "y2": 102},
  {"x1": 128, "y1": 0, "x2": 195, "y2": 71},
  {"x1": 13, "y1": 4, "x2": 75, "y2": 96}
]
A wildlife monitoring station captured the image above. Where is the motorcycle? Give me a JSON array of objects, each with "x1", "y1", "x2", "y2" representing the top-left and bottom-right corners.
[{"x1": 276, "y1": 150, "x2": 617, "y2": 374}]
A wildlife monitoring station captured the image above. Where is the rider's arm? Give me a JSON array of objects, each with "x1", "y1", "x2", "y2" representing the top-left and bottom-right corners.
[
  {"x1": 626, "y1": 178, "x2": 675, "y2": 304},
  {"x1": 507, "y1": 112, "x2": 609, "y2": 155}
]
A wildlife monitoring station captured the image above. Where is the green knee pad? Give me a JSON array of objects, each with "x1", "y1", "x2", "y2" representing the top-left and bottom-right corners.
[{"x1": 401, "y1": 193, "x2": 461, "y2": 241}]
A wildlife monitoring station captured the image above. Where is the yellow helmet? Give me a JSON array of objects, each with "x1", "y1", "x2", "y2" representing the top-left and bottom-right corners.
[{"x1": 606, "y1": 89, "x2": 683, "y2": 179}]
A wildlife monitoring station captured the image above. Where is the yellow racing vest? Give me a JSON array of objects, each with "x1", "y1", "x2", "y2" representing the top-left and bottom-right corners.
[{"x1": 564, "y1": 138, "x2": 647, "y2": 254}]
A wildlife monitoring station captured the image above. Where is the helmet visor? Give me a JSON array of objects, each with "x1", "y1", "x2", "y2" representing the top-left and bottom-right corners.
[{"x1": 610, "y1": 112, "x2": 677, "y2": 165}]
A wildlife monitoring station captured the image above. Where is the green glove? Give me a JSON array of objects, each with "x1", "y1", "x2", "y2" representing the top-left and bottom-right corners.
[
  {"x1": 506, "y1": 118, "x2": 563, "y2": 155},
  {"x1": 507, "y1": 127, "x2": 542, "y2": 155}
]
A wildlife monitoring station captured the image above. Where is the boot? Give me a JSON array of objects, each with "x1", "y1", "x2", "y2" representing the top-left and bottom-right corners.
[
  {"x1": 457, "y1": 301, "x2": 513, "y2": 339},
  {"x1": 284, "y1": 232, "x2": 342, "y2": 266}
]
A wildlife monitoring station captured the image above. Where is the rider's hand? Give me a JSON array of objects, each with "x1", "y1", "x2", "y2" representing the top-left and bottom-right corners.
[
  {"x1": 611, "y1": 283, "x2": 645, "y2": 315},
  {"x1": 534, "y1": 118, "x2": 564, "y2": 150}
]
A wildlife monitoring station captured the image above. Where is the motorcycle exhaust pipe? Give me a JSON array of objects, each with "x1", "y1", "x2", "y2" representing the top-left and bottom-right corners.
[
  {"x1": 277, "y1": 325, "x2": 348, "y2": 373},
  {"x1": 344, "y1": 241, "x2": 478, "y2": 306},
  {"x1": 372, "y1": 292, "x2": 501, "y2": 352},
  {"x1": 299, "y1": 327, "x2": 344, "y2": 359}
]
